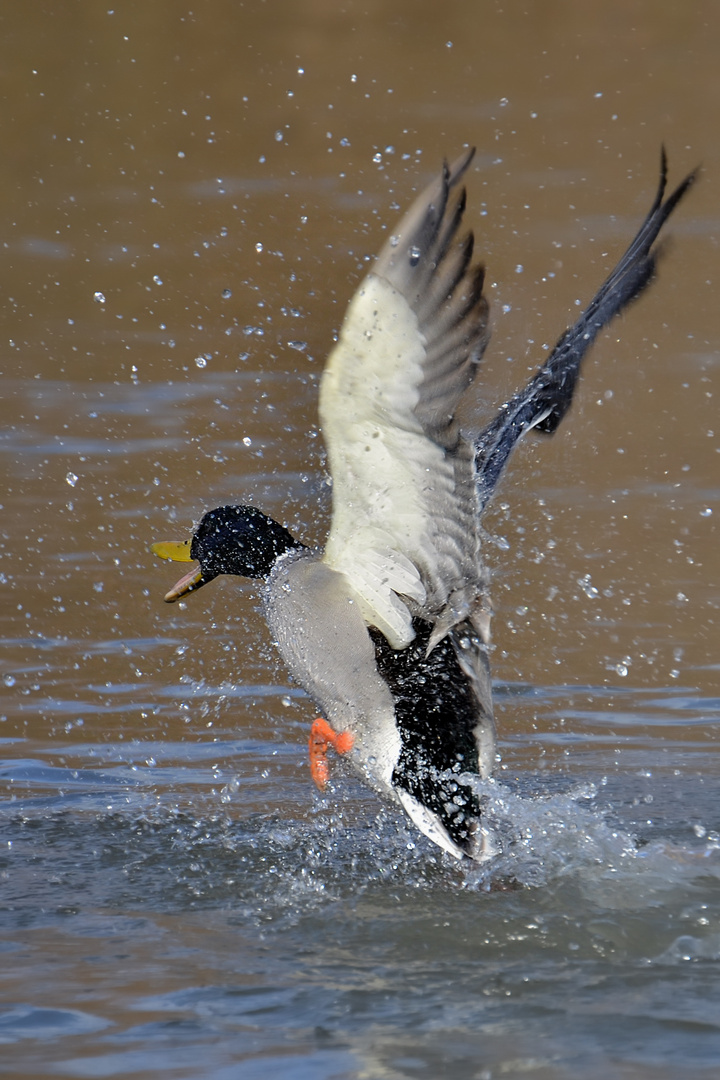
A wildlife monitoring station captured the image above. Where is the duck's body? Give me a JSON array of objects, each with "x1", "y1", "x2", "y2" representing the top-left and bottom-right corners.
[
  {"x1": 153, "y1": 148, "x2": 694, "y2": 861},
  {"x1": 265, "y1": 553, "x2": 494, "y2": 858}
]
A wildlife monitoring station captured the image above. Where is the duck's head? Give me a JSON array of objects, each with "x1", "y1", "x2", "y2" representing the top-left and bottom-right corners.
[{"x1": 152, "y1": 504, "x2": 302, "y2": 603}]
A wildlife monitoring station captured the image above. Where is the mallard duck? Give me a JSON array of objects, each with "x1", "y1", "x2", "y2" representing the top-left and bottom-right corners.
[{"x1": 153, "y1": 148, "x2": 694, "y2": 861}]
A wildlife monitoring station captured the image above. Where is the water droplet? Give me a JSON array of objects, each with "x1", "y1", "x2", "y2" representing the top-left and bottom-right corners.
[
  {"x1": 195, "y1": 356, "x2": 208, "y2": 368},
  {"x1": 93, "y1": 291, "x2": 106, "y2": 303},
  {"x1": 255, "y1": 242, "x2": 263, "y2": 253},
  {"x1": 153, "y1": 275, "x2": 163, "y2": 285},
  {"x1": 4, "y1": 675, "x2": 16, "y2": 687},
  {"x1": 409, "y1": 245, "x2": 421, "y2": 266},
  {"x1": 66, "y1": 472, "x2": 78, "y2": 487},
  {"x1": 222, "y1": 288, "x2": 232, "y2": 299},
  {"x1": 578, "y1": 575, "x2": 599, "y2": 600},
  {"x1": 242, "y1": 436, "x2": 252, "y2": 447},
  {"x1": 274, "y1": 130, "x2": 283, "y2": 142}
]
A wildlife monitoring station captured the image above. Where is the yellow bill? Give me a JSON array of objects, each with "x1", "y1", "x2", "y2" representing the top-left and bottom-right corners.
[
  {"x1": 151, "y1": 540, "x2": 194, "y2": 562},
  {"x1": 151, "y1": 538, "x2": 204, "y2": 603}
]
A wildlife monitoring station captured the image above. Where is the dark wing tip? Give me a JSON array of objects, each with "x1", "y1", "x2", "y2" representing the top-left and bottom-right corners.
[{"x1": 473, "y1": 149, "x2": 697, "y2": 506}]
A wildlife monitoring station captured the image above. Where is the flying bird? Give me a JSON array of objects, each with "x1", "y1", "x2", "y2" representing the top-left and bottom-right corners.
[{"x1": 153, "y1": 148, "x2": 695, "y2": 861}]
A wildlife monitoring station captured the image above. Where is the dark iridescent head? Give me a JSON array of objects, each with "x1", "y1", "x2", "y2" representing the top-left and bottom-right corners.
[
  {"x1": 152, "y1": 504, "x2": 303, "y2": 603},
  {"x1": 191, "y1": 504, "x2": 301, "y2": 580}
]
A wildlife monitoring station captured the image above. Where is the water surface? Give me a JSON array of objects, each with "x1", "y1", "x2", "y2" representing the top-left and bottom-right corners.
[{"x1": 1, "y1": 2, "x2": 719, "y2": 1077}]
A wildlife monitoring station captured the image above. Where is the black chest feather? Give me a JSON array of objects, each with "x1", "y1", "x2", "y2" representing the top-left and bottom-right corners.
[{"x1": 369, "y1": 618, "x2": 484, "y2": 854}]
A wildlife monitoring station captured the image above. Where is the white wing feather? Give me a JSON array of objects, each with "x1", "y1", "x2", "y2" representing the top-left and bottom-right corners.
[
  {"x1": 321, "y1": 274, "x2": 449, "y2": 646},
  {"x1": 319, "y1": 150, "x2": 490, "y2": 649}
]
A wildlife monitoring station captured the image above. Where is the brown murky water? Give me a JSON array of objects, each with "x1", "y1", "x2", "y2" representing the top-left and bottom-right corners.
[{"x1": 2, "y1": 3, "x2": 719, "y2": 1078}]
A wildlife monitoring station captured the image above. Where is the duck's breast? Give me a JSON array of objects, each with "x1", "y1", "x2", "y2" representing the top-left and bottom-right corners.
[{"x1": 263, "y1": 553, "x2": 402, "y2": 792}]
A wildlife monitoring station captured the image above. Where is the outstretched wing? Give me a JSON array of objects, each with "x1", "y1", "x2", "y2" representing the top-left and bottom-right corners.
[
  {"x1": 319, "y1": 150, "x2": 489, "y2": 649},
  {"x1": 474, "y1": 150, "x2": 697, "y2": 510}
]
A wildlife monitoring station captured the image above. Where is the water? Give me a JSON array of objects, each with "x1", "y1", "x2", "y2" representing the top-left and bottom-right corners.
[
  {"x1": 2, "y1": 1, "x2": 719, "y2": 1076},
  {"x1": 2, "y1": 757, "x2": 720, "y2": 1077},
  {"x1": 3, "y1": 679, "x2": 719, "y2": 1077}
]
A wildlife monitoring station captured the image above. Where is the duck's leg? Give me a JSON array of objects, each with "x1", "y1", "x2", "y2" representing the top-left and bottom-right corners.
[{"x1": 308, "y1": 717, "x2": 355, "y2": 790}]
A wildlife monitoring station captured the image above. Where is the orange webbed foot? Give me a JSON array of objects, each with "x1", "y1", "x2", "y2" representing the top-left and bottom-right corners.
[{"x1": 308, "y1": 717, "x2": 354, "y2": 791}]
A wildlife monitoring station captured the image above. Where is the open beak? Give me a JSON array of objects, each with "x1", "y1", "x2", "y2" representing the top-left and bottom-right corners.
[{"x1": 151, "y1": 539, "x2": 206, "y2": 603}]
